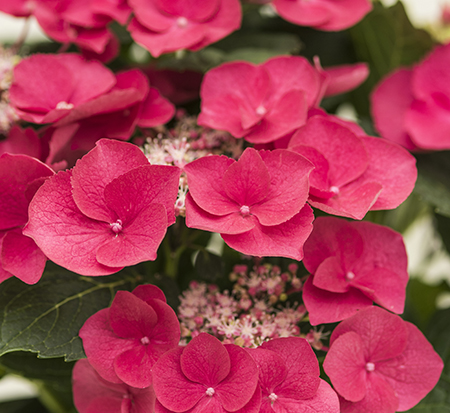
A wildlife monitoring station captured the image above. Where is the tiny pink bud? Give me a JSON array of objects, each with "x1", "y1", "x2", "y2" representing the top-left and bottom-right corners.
[
  {"x1": 110, "y1": 219, "x2": 123, "y2": 234},
  {"x1": 240, "y1": 205, "x2": 251, "y2": 216},
  {"x1": 256, "y1": 105, "x2": 267, "y2": 116},
  {"x1": 177, "y1": 17, "x2": 188, "y2": 28},
  {"x1": 365, "y1": 362, "x2": 375, "y2": 372},
  {"x1": 330, "y1": 186, "x2": 340, "y2": 195},
  {"x1": 140, "y1": 336, "x2": 150, "y2": 345},
  {"x1": 205, "y1": 387, "x2": 215, "y2": 397},
  {"x1": 269, "y1": 393, "x2": 278, "y2": 402}
]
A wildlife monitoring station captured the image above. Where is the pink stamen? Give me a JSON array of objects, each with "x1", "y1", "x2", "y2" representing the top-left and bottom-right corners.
[
  {"x1": 240, "y1": 205, "x2": 251, "y2": 216},
  {"x1": 366, "y1": 362, "x2": 375, "y2": 372},
  {"x1": 110, "y1": 219, "x2": 123, "y2": 234}
]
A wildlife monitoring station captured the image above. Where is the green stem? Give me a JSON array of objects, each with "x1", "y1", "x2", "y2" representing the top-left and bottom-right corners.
[{"x1": 36, "y1": 383, "x2": 70, "y2": 413}]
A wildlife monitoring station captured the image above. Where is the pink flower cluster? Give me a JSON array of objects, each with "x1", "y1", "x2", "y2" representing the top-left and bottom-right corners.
[
  {"x1": 24, "y1": 139, "x2": 181, "y2": 276},
  {"x1": 324, "y1": 307, "x2": 443, "y2": 413},
  {"x1": 7, "y1": 53, "x2": 174, "y2": 167},
  {"x1": 74, "y1": 283, "x2": 443, "y2": 413},
  {"x1": 75, "y1": 284, "x2": 341, "y2": 413},
  {"x1": 372, "y1": 42, "x2": 450, "y2": 151},
  {"x1": 302, "y1": 216, "x2": 409, "y2": 325},
  {"x1": 0, "y1": 0, "x2": 372, "y2": 60}
]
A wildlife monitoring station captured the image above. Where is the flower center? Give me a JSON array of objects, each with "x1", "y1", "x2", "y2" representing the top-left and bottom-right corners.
[
  {"x1": 140, "y1": 336, "x2": 150, "y2": 345},
  {"x1": 329, "y1": 186, "x2": 340, "y2": 195},
  {"x1": 256, "y1": 105, "x2": 267, "y2": 116},
  {"x1": 56, "y1": 101, "x2": 74, "y2": 110},
  {"x1": 366, "y1": 362, "x2": 375, "y2": 372},
  {"x1": 205, "y1": 387, "x2": 215, "y2": 397},
  {"x1": 269, "y1": 393, "x2": 278, "y2": 403},
  {"x1": 110, "y1": 219, "x2": 123, "y2": 234},
  {"x1": 177, "y1": 17, "x2": 188, "y2": 28},
  {"x1": 240, "y1": 205, "x2": 251, "y2": 216},
  {"x1": 346, "y1": 271, "x2": 355, "y2": 281}
]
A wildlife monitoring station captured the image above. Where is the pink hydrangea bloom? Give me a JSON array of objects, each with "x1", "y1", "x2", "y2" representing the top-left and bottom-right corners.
[
  {"x1": 248, "y1": 337, "x2": 340, "y2": 412},
  {"x1": 127, "y1": 0, "x2": 242, "y2": 58},
  {"x1": 184, "y1": 147, "x2": 315, "y2": 260},
  {"x1": 72, "y1": 359, "x2": 156, "y2": 413},
  {"x1": 271, "y1": 0, "x2": 372, "y2": 31},
  {"x1": 79, "y1": 285, "x2": 180, "y2": 389},
  {"x1": 38, "y1": 0, "x2": 118, "y2": 56},
  {"x1": 9, "y1": 55, "x2": 175, "y2": 161},
  {"x1": 302, "y1": 216, "x2": 409, "y2": 325},
  {"x1": 9, "y1": 53, "x2": 116, "y2": 125},
  {"x1": 288, "y1": 115, "x2": 417, "y2": 220},
  {"x1": 0, "y1": 153, "x2": 54, "y2": 284},
  {"x1": 0, "y1": 0, "x2": 34, "y2": 17},
  {"x1": 324, "y1": 306, "x2": 444, "y2": 412},
  {"x1": 314, "y1": 58, "x2": 369, "y2": 98},
  {"x1": 371, "y1": 43, "x2": 450, "y2": 151},
  {"x1": 0, "y1": 126, "x2": 44, "y2": 160},
  {"x1": 198, "y1": 56, "x2": 324, "y2": 144},
  {"x1": 44, "y1": 68, "x2": 175, "y2": 167},
  {"x1": 152, "y1": 332, "x2": 261, "y2": 413},
  {"x1": 24, "y1": 139, "x2": 180, "y2": 276}
]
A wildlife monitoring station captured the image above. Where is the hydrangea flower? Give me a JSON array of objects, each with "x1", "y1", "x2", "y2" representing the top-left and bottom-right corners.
[
  {"x1": 372, "y1": 43, "x2": 450, "y2": 151},
  {"x1": 302, "y1": 216, "x2": 409, "y2": 325},
  {"x1": 288, "y1": 115, "x2": 417, "y2": 220},
  {"x1": 79, "y1": 285, "x2": 180, "y2": 388},
  {"x1": 0, "y1": 0, "x2": 118, "y2": 57},
  {"x1": 271, "y1": 0, "x2": 372, "y2": 31},
  {"x1": 323, "y1": 306, "x2": 444, "y2": 412},
  {"x1": 248, "y1": 337, "x2": 339, "y2": 412},
  {"x1": 9, "y1": 54, "x2": 175, "y2": 166},
  {"x1": 24, "y1": 139, "x2": 181, "y2": 275},
  {"x1": 198, "y1": 56, "x2": 324, "y2": 144},
  {"x1": 152, "y1": 332, "x2": 261, "y2": 413},
  {"x1": 0, "y1": 153, "x2": 54, "y2": 284},
  {"x1": 127, "y1": 0, "x2": 242, "y2": 57},
  {"x1": 72, "y1": 359, "x2": 156, "y2": 413},
  {"x1": 184, "y1": 147, "x2": 314, "y2": 259}
]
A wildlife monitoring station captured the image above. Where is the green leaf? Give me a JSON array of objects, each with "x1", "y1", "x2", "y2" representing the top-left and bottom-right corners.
[
  {"x1": 407, "y1": 309, "x2": 450, "y2": 411},
  {"x1": 0, "y1": 268, "x2": 141, "y2": 361},
  {"x1": 435, "y1": 213, "x2": 450, "y2": 255},
  {"x1": 214, "y1": 32, "x2": 302, "y2": 55},
  {"x1": 0, "y1": 398, "x2": 49, "y2": 413},
  {"x1": 0, "y1": 352, "x2": 76, "y2": 413},
  {"x1": 0, "y1": 352, "x2": 73, "y2": 389},
  {"x1": 157, "y1": 32, "x2": 302, "y2": 72},
  {"x1": 350, "y1": 1, "x2": 434, "y2": 116},
  {"x1": 404, "y1": 279, "x2": 449, "y2": 331},
  {"x1": 414, "y1": 152, "x2": 450, "y2": 218}
]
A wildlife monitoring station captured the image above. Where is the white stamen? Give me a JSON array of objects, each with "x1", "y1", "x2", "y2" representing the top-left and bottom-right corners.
[
  {"x1": 141, "y1": 336, "x2": 150, "y2": 345},
  {"x1": 269, "y1": 393, "x2": 278, "y2": 402},
  {"x1": 330, "y1": 186, "x2": 340, "y2": 195},
  {"x1": 110, "y1": 219, "x2": 123, "y2": 234},
  {"x1": 56, "y1": 101, "x2": 74, "y2": 110},
  {"x1": 256, "y1": 105, "x2": 267, "y2": 116},
  {"x1": 240, "y1": 205, "x2": 251, "y2": 216},
  {"x1": 177, "y1": 17, "x2": 188, "y2": 28},
  {"x1": 205, "y1": 387, "x2": 215, "y2": 397},
  {"x1": 366, "y1": 362, "x2": 375, "y2": 372},
  {"x1": 346, "y1": 271, "x2": 355, "y2": 280}
]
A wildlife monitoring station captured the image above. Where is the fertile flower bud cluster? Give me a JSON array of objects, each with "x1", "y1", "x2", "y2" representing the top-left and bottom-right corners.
[
  {"x1": 177, "y1": 263, "x2": 323, "y2": 348},
  {"x1": 141, "y1": 113, "x2": 243, "y2": 217}
]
